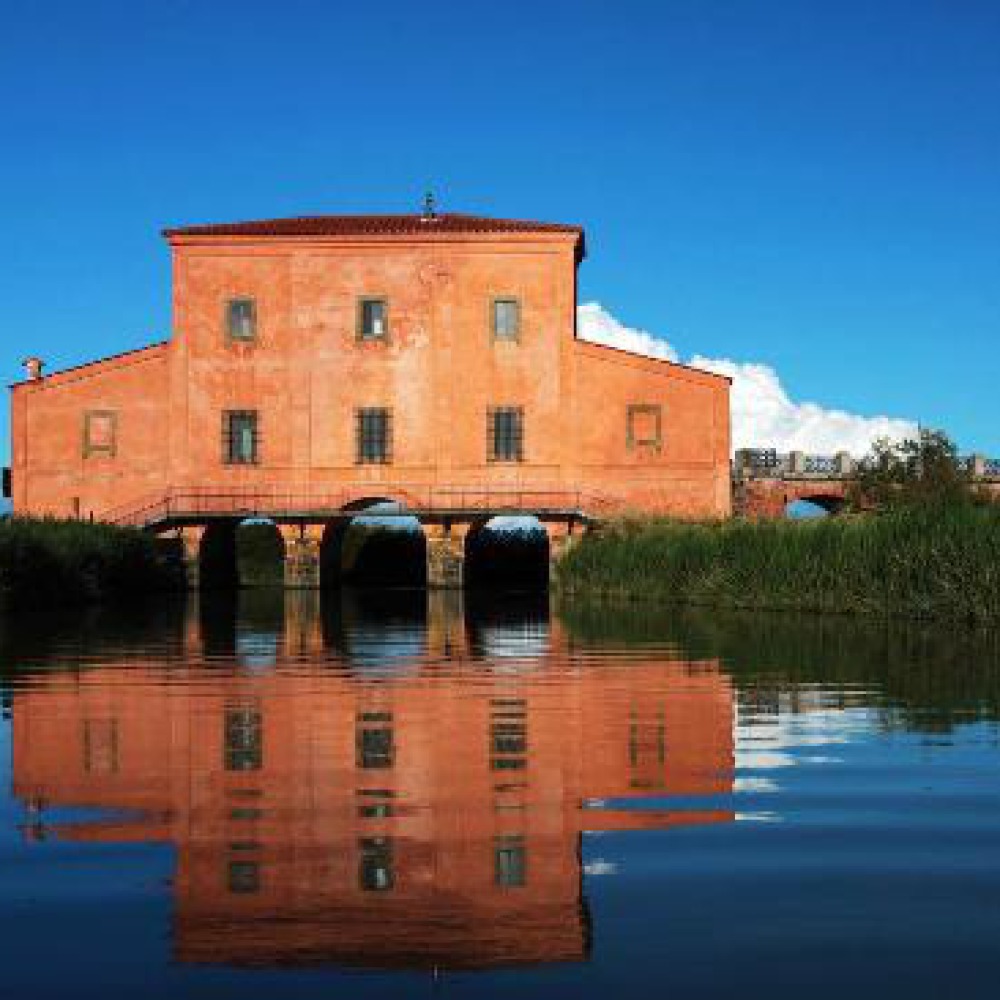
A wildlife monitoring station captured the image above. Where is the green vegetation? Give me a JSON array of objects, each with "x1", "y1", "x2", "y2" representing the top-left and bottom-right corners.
[
  {"x1": 557, "y1": 505, "x2": 1000, "y2": 622},
  {"x1": 0, "y1": 517, "x2": 184, "y2": 608},
  {"x1": 559, "y1": 428, "x2": 999, "y2": 622},
  {"x1": 236, "y1": 522, "x2": 286, "y2": 586}
]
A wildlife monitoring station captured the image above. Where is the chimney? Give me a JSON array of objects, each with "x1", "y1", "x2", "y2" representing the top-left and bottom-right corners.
[{"x1": 22, "y1": 357, "x2": 44, "y2": 380}]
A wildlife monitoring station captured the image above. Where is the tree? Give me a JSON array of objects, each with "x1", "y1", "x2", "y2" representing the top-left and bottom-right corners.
[{"x1": 849, "y1": 428, "x2": 976, "y2": 511}]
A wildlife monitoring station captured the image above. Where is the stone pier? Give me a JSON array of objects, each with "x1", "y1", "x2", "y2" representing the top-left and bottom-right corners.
[
  {"x1": 279, "y1": 524, "x2": 324, "y2": 589},
  {"x1": 425, "y1": 522, "x2": 470, "y2": 589}
]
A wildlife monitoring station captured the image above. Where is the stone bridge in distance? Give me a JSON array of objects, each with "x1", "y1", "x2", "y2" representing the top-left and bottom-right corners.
[{"x1": 734, "y1": 449, "x2": 1000, "y2": 518}]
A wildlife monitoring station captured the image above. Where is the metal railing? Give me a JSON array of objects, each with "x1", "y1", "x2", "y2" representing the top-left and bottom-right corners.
[{"x1": 101, "y1": 485, "x2": 608, "y2": 529}]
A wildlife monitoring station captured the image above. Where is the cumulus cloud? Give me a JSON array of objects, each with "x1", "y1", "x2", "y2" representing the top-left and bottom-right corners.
[{"x1": 577, "y1": 302, "x2": 916, "y2": 456}]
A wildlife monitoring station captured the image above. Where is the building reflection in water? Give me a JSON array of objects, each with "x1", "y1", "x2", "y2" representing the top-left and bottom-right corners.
[{"x1": 10, "y1": 589, "x2": 735, "y2": 971}]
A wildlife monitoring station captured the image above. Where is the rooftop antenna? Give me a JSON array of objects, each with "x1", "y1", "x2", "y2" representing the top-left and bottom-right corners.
[{"x1": 421, "y1": 190, "x2": 437, "y2": 221}]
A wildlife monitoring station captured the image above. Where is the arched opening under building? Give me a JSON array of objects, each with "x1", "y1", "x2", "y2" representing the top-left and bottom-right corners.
[
  {"x1": 321, "y1": 500, "x2": 427, "y2": 589},
  {"x1": 198, "y1": 518, "x2": 286, "y2": 591},
  {"x1": 464, "y1": 516, "x2": 550, "y2": 591},
  {"x1": 235, "y1": 519, "x2": 286, "y2": 586},
  {"x1": 785, "y1": 495, "x2": 846, "y2": 519}
]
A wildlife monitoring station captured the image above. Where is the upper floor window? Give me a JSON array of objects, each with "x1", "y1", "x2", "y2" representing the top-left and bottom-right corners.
[
  {"x1": 626, "y1": 404, "x2": 663, "y2": 453},
  {"x1": 226, "y1": 298, "x2": 257, "y2": 342},
  {"x1": 355, "y1": 408, "x2": 392, "y2": 464},
  {"x1": 357, "y1": 297, "x2": 389, "y2": 341},
  {"x1": 223, "y1": 410, "x2": 259, "y2": 465},
  {"x1": 83, "y1": 410, "x2": 117, "y2": 459},
  {"x1": 492, "y1": 298, "x2": 520, "y2": 341},
  {"x1": 488, "y1": 406, "x2": 524, "y2": 462},
  {"x1": 224, "y1": 706, "x2": 262, "y2": 772}
]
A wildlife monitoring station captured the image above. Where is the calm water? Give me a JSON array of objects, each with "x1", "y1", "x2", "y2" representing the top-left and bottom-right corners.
[{"x1": 2, "y1": 590, "x2": 1000, "y2": 998}]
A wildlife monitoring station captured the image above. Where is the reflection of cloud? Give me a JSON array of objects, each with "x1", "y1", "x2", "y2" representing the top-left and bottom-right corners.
[
  {"x1": 583, "y1": 859, "x2": 618, "y2": 876},
  {"x1": 578, "y1": 302, "x2": 917, "y2": 456}
]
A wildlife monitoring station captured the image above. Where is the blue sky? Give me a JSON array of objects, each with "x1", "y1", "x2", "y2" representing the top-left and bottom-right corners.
[{"x1": 2, "y1": 0, "x2": 998, "y2": 465}]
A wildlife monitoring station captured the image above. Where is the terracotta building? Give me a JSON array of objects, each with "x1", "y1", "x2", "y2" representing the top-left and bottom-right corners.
[
  {"x1": 7, "y1": 209, "x2": 731, "y2": 534},
  {"x1": 11, "y1": 597, "x2": 735, "y2": 970}
]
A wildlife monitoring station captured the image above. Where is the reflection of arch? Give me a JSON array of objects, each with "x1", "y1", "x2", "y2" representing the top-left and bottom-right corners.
[
  {"x1": 786, "y1": 494, "x2": 846, "y2": 517},
  {"x1": 321, "y1": 501, "x2": 427, "y2": 589},
  {"x1": 465, "y1": 516, "x2": 550, "y2": 590}
]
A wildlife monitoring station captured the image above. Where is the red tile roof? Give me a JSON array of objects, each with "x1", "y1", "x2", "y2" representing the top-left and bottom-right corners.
[{"x1": 163, "y1": 212, "x2": 585, "y2": 256}]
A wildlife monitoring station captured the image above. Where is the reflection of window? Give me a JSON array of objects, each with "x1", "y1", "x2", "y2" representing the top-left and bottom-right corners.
[
  {"x1": 355, "y1": 407, "x2": 392, "y2": 464},
  {"x1": 491, "y1": 298, "x2": 520, "y2": 341},
  {"x1": 488, "y1": 407, "x2": 524, "y2": 462},
  {"x1": 357, "y1": 789, "x2": 395, "y2": 819},
  {"x1": 226, "y1": 298, "x2": 257, "y2": 342},
  {"x1": 626, "y1": 404, "x2": 663, "y2": 452},
  {"x1": 225, "y1": 706, "x2": 262, "y2": 771},
  {"x1": 359, "y1": 837, "x2": 394, "y2": 891},
  {"x1": 357, "y1": 712, "x2": 394, "y2": 769},
  {"x1": 83, "y1": 719, "x2": 119, "y2": 774},
  {"x1": 223, "y1": 410, "x2": 259, "y2": 465},
  {"x1": 490, "y1": 699, "x2": 527, "y2": 771},
  {"x1": 494, "y1": 835, "x2": 526, "y2": 887},
  {"x1": 83, "y1": 410, "x2": 117, "y2": 458},
  {"x1": 357, "y1": 297, "x2": 389, "y2": 341},
  {"x1": 228, "y1": 860, "x2": 260, "y2": 894}
]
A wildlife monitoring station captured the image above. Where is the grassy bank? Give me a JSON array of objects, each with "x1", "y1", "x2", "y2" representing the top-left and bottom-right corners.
[
  {"x1": 0, "y1": 517, "x2": 185, "y2": 608},
  {"x1": 556, "y1": 505, "x2": 1000, "y2": 622}
]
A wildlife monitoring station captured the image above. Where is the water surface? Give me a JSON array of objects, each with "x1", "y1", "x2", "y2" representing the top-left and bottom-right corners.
[{"x1": 2, "y1": 591, "x2": 999, "y2": 998}]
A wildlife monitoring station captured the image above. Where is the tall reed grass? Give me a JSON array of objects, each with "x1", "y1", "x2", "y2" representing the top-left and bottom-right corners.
[
  {"x1": 0, "y1": 517, "x2": 185, "y2": 608},
  {"x1": 556, "y1": 506, "x2": 1000, "y2": 622}
]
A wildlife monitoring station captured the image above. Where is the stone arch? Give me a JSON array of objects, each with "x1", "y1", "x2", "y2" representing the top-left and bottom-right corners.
[
  {"x1": 234, "y1": 518, "x2": 286, "y2": 587},
  {"x1": 464, "y1": 515, "x2": 550, "y2": 590},
  {"x1": 785, "y1": 493, "x2": 847, "y2": 517},
  {"x1": 320, "y1": 499, "x2": 427, "y2": 589}
]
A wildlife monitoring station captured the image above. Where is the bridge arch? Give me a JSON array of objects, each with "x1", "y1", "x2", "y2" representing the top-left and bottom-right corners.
[
  {"x1": 320, "y1": 499, "x2": 427, "y2": 589},
  {"x1": 785, "y1": 493, "x2": 847, "y2": 517},
  {"x1": 464, "y1": 515, "x2": 550, "y2": 590},
  {"x1": 197, "y1": 518, "x2": 288, "y2": 590}
]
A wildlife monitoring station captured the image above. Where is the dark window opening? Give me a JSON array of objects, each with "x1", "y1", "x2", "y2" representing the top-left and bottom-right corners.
[
  {"x1": 490, "y1": 699, "x2": 527, "y2": 771},
  {"x1": 358, "y1": 297, "x2": 389, "y2": 341},
  {"x1": 355, "y1": 408, "x2": 392, "y2": 464},
  {"x1": 488, "y1": 407, "x2": 524, "y2": 462},
  {"x1": 224, "y1": 410, "x2": 259, "y2": 465},
  {"x1": 225, "y1": 706, "x2": 263, "y2": 772},
  {"x1": 492, "y1": 298, "x2": 520, "y2": 341},
  {"x1": 494, "y1": 835, "x2": 526, "y2": 887},
  {"x1": 227, "y1": 860, "x2": 260, "y2": 894},
  {"x1": 359, "y1": 837, "x2": 394, "y2": 891},
  {"x1": 226, "y1": 298, "x2": 257, "y2": 342},
  {"x1": 357, "y1": 713, "x2": 395, "y2": 769}
]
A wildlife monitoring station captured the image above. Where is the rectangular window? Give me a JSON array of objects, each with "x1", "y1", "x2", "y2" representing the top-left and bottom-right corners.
[
  {"x1": 227, "y1": 860, "x2": 261, "y2": 894},
  {"x1": 355, "y1": 408, "x2": 392, "y2": 464},
  {"x1": 359, "y1": 837, "x2": 394, "y2": 891},
  {"x1": 83, "y1": 410, "x2": 117, "y2": 458},
  {"x1": 492, "y1": 298, "x2": 520, "y2": 341},
  {"x1": 357, "y1": 297, "x2": 389, "y2": 341},
  {"x1": 494, "y1": 835, "x2": 527, "y2": 887},
  {"x1": 626, "y1": 404, "x2": 663, "y2": 452},
  {"x1": 357, "y1": 711, "x2": 395, "y2": 769},
  {"x1": 223, "y1": 410, "x2": 259, "y2": 465},
  {"x1": 226, "y1": 298, "x2": 257, "y2": 342},
  {"x1": 490, "y1": 698, "x2": 527, "y2": 771},
  {"x1": 224, "y1": 706, "x2": 263, "y2": 772},
  {"x1": 488, "y1": 407, "x2": 524, "y2": 462}
]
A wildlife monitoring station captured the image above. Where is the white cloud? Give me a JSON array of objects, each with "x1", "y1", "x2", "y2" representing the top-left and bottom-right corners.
[{"x1": 578, "y1": 303, "x2": 917, "y2": 456}]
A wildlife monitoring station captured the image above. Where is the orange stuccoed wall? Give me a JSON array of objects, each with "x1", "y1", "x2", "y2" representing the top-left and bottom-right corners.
[{"x1": 9, "y1": 215, "x2": 731, "y2": 519}]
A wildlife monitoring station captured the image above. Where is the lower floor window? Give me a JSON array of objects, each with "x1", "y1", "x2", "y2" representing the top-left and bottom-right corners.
[
  {"x1": 488, "y1": 406, "x2": 524, "y2": 462},
  {"x1": 356, "y1": 407, "x2": 392, "y2": 464},
  {"x1": 224, "y1": 410, "x2": 259, "y2": 465}
]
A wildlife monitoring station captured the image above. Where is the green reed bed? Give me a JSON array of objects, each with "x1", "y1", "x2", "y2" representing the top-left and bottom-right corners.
[
  {"x1": 556, "y1": 505, "x2": 1000, "y2": 622},
  {"x1": 0, "y1": 517, "x2": 184, "y2": 608}
]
